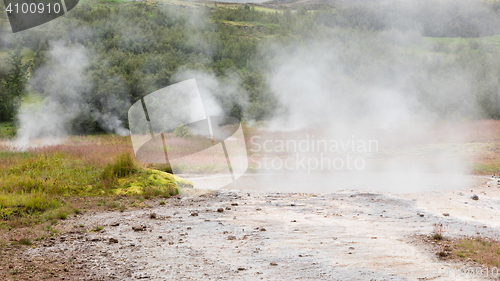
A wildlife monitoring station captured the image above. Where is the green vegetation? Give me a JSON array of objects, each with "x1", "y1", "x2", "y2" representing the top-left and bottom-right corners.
[
  {"x1": 112, "y1": 169, "x2": 184, "y2": 198},
  {"x1": 0, "y1": 0, "x2": 500, "y2": 130},
  {"x1": 0, "y1": 136, "x2": 186, "y2": 227},
  {"x1": 173, "y1": 124, "x2": 193, "y2": 139},
  {"x1": 91, "y1": 225, "x2": 104, "y2": 232},
  {"x1": 17, "y1": 238, "x2": 32, "y2": 246},
  {"x1": 453, "y1": 237, "x2": 500, "y2": 267},
  {"x1": 0, "y1": 122, "x2": 15, "y2": 138}
]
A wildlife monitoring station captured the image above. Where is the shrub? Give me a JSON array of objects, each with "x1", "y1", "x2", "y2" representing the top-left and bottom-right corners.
[
  {"x1": 102, "y1": 152, "x2": 137, "y2": 187},
  {"x1": 433, "y1": 233, "x2": 443, "y2": 241},
  {"x1": 18, "y1": 238, "x2": 32, "y2": 246},
  {"x1": 58, "y1": 212, "x2": 68, "y2": 220},
  {"x1": 174, "y1": 124, "x2": 192, "y2": 139}
]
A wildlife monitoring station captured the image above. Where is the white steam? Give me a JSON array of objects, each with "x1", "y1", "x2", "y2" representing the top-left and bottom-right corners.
[{"x1": 14, "y1": 41, "x2": 130, "y2": 150}]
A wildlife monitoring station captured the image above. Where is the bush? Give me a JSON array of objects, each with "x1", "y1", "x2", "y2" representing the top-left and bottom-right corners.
[
  {"x1": 174, "y1": 124, "x2": 192, "y2": 139},
  {"x1": 18, "y1": 238, "x2": 32, "y2": 246},
  {"x1": 102, "y1": 152, "x2": 137, "y2": 187}
]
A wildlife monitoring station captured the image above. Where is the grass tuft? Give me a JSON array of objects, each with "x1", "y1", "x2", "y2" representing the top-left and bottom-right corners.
[{"x1": 18, "y1": 238, "x2": 32, "y2": 246}]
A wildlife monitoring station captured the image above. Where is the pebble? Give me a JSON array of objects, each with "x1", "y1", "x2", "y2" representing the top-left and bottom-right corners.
[
  {"x1": 217, "y1": 208, "x2": 224, "y2": 213},
  {"x1": 471, "y1": 195, "x2": 479, "y2": 200},
  {"x1": 132, "y1": 225, "x2": 146, "y2": 231},
  {"x1": 109, "y1": 238, "x2": 118, "y2": 243},
  {"x1": 443, "y1": 213, "x2": 450, "y2": 217}
]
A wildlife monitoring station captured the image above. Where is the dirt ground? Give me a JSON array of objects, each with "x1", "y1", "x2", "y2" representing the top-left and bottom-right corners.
[{"x1": 2, "y1": 176, "x2": 500, "y2": 280}]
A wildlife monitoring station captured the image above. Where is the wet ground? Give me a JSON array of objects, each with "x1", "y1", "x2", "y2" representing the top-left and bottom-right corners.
[{"x1": 15, "y1": 175, "x2": 500, "y2": 280}]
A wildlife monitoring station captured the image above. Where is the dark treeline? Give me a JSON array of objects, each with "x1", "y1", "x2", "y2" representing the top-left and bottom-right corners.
[{"x1": 0, "y1": 0, "x2": 500, "y2": 133}]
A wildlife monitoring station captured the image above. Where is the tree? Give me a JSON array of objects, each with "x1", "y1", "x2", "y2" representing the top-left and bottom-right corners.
[{"x1": 0, "y1": 39, "x2": 32, "y2": 122}]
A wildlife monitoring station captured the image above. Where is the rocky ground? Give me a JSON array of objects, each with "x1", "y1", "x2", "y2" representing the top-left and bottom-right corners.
[{"x1": 3, "y1": 176, "x2": 500, "y2": 280}]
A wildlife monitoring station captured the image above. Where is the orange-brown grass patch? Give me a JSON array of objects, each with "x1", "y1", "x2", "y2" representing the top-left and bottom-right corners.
[{"x1": 453, "y1": 237, "x2": 500, "y2": 268}]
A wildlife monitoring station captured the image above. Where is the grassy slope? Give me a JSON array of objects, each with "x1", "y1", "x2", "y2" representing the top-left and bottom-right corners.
[{"x1": 0, "y1": 136, "x2": 187, "y2": 236}]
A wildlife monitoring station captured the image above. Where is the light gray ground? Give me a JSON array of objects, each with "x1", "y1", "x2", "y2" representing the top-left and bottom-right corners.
[{"x1": 23, "y1": 177, "x2": 500, "y2": 280}]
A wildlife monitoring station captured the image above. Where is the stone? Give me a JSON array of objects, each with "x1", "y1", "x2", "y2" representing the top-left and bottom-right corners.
[{"x1": 133, "y1": 225, "x2": 146, "y2": 231}]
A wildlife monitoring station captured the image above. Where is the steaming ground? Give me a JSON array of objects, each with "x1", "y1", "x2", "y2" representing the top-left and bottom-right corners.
[{"x1": 10, "y1": 176, "x2": 500, "y2": 280}]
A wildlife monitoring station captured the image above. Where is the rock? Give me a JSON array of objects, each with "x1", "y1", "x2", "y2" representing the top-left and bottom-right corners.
[
  {"x1": 231, "y1": 203, "x2": 238, "y2": 206},
  {"x1": 349, "y1": 247, "x2": 355, "y2": 250},
  {"x1": 226, "y1": 207, "x2": 231, "y2": 210},
  {"x1": 443, "y1": 213, "x2": 450, "y2": 217},
  {"x1": 237, "y1": 267, "x2": 246, "y2": 271},
  {"x1": 109, "y1": 238, "x2": 118, "y2": 243},
  {"x1": 471, "y1": 194, "x2": 479, "y2": 200},
  {"x1": 150, "y1": 213, "x2": 157, "y2": 219},
  {"x1": 228, "y1": 236, "x2": 237, "y2": 240},
  {"x1": 217, "y1": 208, "x2": 224, "y2": 213},
  {"x1": 260, "y1": 228, "x2": 266, "y2": 231},
  {"x1": 158, "y1": 236, "x2": 162, "y2": 239},
  {"x1": 191, "y1": 212, "x2": 198, "y2": 216},
  {"x1": 270, "y1": 262, "x2": 278, "y2": 266},
  {"x1": 110, "y1": 222, "x2": 120, "y2": 227},
  {"x1": 133, "y1": 225, "x2": 146, "y2": 231}
]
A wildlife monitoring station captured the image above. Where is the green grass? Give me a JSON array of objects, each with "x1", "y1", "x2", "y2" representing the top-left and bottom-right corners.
[
  {"x1": 17, "y1": 238, "x2": 32, "y2": 246},
  {"x1": 91, "y1": 225, "x2": 104, "y2": 232},
  {"x1": 98, "y1": 0, "x2": 129, "y2": 3},
  {"x1": 423, "y1": 34, "x2": 500, "y2": 52},
  {"x1": 0, "y1": 121, "x2": 15, "y2": 138},
  {"x1": 0, "y1": 137, "x2": 185, "y2": 228},
  {"x1": 453, "y1": 237, "x2": 500, "y2": 268},
  {"x1": 220, "y1": 20, "x2": 279, "y2": 31}
]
